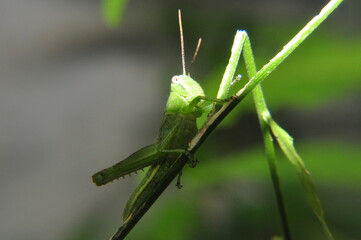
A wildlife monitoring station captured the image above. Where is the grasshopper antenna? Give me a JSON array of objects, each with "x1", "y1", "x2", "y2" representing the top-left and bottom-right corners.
[
  {"x1": 189, "y1": 38, "x2": 202, "y2": 75},
  {"x1": 178, "y1": 9, "x2": 186, "y2": 75}
]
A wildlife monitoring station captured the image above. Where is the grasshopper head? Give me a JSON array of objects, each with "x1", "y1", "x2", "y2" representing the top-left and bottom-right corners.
[
  {"x1": 170, "y1": 75, "x2": 204, "y2": 98},
  {"x1": 165, "y1": 75, "x2": 206, "y2": 116}
]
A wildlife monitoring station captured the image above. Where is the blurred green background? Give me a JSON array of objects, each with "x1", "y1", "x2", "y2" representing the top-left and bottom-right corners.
[{"x1": 0, "y1": 0, "x2": 360, "y2": 240}]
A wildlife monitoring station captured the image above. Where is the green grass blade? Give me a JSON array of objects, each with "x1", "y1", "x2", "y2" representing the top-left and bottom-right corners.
[
  {"x1": 265, "y1": 115, "x2": 334, "y2": 240},
  {"x1": 241, "y1": 33, "x2": 292, "y2": 240},
  {"x1": 216, "y1": 30, "x2": 247, "y2": 100}
]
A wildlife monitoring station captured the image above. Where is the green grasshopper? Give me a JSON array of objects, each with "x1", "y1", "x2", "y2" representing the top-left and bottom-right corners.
[{"x1": 92, "y1": 10, "x2": 230, "y2": 240}]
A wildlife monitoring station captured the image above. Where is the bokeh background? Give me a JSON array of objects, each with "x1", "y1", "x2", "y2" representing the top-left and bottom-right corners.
[{"x1": 0, "y1": 0, "x2": 360, "y2": 240}]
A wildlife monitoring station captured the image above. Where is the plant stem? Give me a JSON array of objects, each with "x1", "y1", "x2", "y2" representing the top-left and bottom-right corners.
[
  {"x1": 214, "y1": 29, "x2": 293, "y2": 238},
  {"x1": 243, "y1": 36, "x2": 292, "y2": 240}
]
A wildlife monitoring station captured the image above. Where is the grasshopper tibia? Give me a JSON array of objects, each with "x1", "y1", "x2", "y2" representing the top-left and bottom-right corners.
[{"x1": 176, "y1": 171, "x2": 183, "y2": 189}]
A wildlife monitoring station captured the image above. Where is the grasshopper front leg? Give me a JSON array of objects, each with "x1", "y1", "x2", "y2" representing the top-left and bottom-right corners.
[
  {"x1": 188, "y1": 95, "x2": 236, "y2": 115},
  {"x1": 189, "y1": 95, "x2": 233, "y2": 109}
]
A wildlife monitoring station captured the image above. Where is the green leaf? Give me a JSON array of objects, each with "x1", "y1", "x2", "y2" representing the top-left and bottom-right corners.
[
  {"x1": 101, "y1": 0, "x2": 128, "y2": 27},
  {"x1": 266, "y1": 116, "x2": 334, "y2": 240}
]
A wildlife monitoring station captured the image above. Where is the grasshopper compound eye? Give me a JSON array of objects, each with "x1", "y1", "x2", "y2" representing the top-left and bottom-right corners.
[{"x1": 172, "y1": 76, "x2": 181, "y2": 84}]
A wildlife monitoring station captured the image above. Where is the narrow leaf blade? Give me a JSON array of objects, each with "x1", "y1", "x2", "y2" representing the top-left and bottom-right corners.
[{"x1": 267, "y1": 117, "x2": 334, "y2": 240}]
